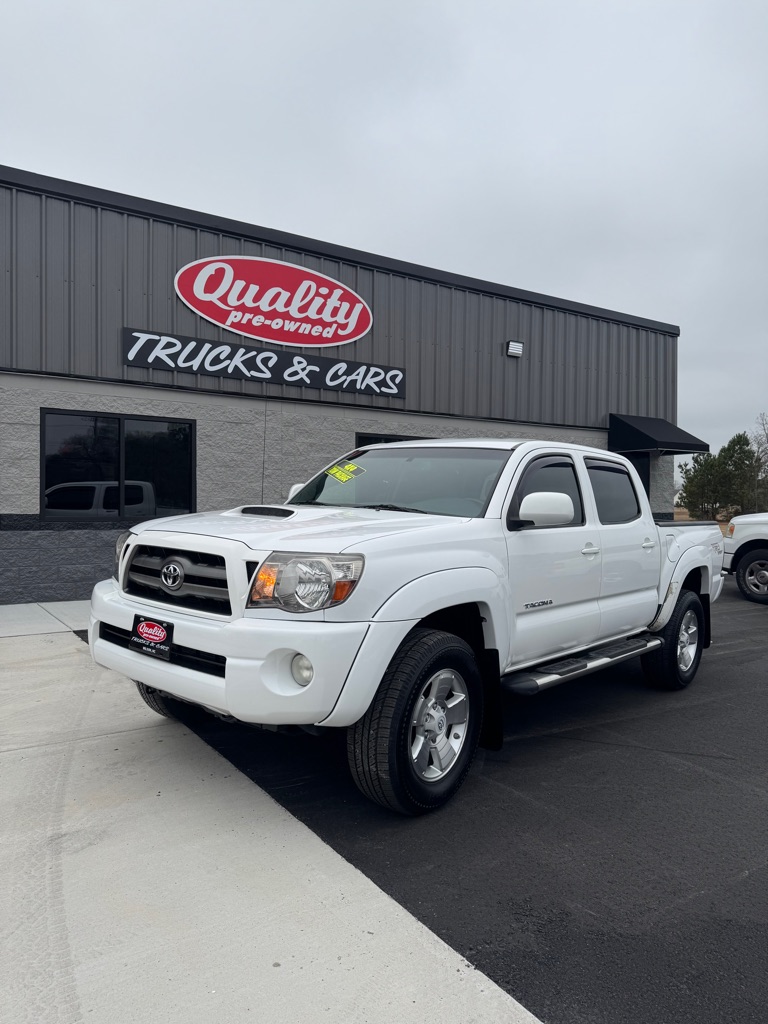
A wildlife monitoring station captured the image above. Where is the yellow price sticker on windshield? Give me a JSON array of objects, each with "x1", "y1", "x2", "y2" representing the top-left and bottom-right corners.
[{"x1": 325, "y1": 462, "x2": 366, "y2": 484}]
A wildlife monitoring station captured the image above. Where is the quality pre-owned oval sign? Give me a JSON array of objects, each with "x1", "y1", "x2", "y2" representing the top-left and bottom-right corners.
[
  {"x1": 174, "y1": 257, "x2": 373, "y2": 348},
  {"x1": 137, "y1": 621, "x2": 167, "y2": 643}
]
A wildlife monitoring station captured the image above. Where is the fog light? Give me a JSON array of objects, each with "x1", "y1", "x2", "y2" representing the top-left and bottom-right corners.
[{"x1": 291, "y1": 654, "x2": 314, "y2": 686}]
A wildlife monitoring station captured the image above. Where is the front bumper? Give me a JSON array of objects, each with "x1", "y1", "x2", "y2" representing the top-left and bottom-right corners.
[{"x1": 90, "y1": 580, "x2": 370, "y2": 725}]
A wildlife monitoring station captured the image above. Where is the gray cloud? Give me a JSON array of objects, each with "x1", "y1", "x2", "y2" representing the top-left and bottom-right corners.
[{"x1": 1, "y1": 0, "x2": 766, "y2": 452}]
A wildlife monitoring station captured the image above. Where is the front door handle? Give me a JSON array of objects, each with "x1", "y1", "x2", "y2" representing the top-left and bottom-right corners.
[
  {"x1": 581, "y1": 545, "x2": 600, "y2": 556},
  {"x1": 642, "y1": 540, "x2": 656, "y2": 549}
]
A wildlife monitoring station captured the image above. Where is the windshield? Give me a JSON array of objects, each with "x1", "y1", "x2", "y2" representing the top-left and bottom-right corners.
[{"x1": 290, "y1": 447, "x2": 511, "y2": 517}]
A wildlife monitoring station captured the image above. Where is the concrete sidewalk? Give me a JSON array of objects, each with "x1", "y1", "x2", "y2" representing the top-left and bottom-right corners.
[
  {"x1": 0, "y1": 599, "x2": 91, "y2": 636},
  {"x1": 0, "y1": 603, "x2": 540, "y2": 1024}
]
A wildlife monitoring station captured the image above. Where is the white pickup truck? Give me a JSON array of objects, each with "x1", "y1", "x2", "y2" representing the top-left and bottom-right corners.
[
  {"x1": 724, "y1": 512, "x2": 768, "y2": 603},
  {"x1": 90, "y1": 439, "x2": 725, "y2": 814}
]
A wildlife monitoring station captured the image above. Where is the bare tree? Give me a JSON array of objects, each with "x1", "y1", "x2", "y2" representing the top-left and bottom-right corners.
[
  {"x1": 751, "y1": 412, "x2": 768, "y2": 466},
  {"x1": 747, "y1": 413, "x2": 768, "y2": 511}
]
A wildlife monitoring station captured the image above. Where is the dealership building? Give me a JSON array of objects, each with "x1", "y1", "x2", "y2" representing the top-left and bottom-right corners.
[{"x1": 0, "y1": 165, "x2": 709, "y2": 604}]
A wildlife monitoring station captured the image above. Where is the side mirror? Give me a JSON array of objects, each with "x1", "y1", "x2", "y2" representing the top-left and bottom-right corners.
[
  {"x1": 286, "y1": 483, "x2": 304, "y2": 502},
  {"x1": 508, "y1": 491, "x2": 574, "y2": 530}
]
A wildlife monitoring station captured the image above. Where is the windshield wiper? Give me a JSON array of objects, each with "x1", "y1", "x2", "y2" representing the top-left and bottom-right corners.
[{"x1": 353, "y1": 503, "x2": 426, "y2": 514}]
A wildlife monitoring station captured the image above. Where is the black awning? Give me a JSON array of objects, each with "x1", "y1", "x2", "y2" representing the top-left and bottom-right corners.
[{"x1": 608, "y1": 414, "x2": 709, "y2": 456}]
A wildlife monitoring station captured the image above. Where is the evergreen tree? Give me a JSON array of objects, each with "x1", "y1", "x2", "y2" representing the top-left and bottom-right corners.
[
  {"x1": 718, "y1": 433, "x2": 763, "y2": 514},
  {"x1": 677, "y1": 452, "x2": 726, "y2": 519},
  {"x1": 677, "y1": 428, "x2": 766, "y2": 518}
]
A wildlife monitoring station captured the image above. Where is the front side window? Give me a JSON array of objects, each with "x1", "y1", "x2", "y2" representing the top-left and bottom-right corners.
[
  {"x1": 42, "y1": 410, "x2": 195, "y2": 519},
  {"x1": 45, "y1": 484, "x2": 97, "y2": 511},
  {"x1": 507, "y1": 456, "x2": 585, "y2": 527},
  {"x1": 586, "y1": 459, "x2": 641, "y2": 524},
  {"x1": 291, "y1": 446, "x2": 512, "y2": 517}
]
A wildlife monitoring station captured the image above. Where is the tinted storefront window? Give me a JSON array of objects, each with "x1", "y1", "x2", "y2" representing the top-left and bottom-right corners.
[
  {"x1": 124, "y1": 418, "x2": 194, "y2": 516},
  {"x1": 44, "y1": 414, "x2": 119, "y2": 490},
  {"x1": 42, "y1": 410, "x2": 194, "y2": 518}
]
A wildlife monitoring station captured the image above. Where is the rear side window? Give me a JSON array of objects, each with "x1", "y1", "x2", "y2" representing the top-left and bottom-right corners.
[
  {"x1": 586, "y1": 460, "x2": 641, "y2": 524},
  {"x1": 125, "y1": 484, "x2": 146, "y2": 507},
  {"x1": 508, "y1": 456, "x2": 585, "y2": 526},
  {"x1": 103, "y1": 485, "x2": 143, "y2": 509}
]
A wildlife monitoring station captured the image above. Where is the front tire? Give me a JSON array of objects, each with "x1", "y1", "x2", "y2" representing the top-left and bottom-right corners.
[
  {"x1": 642, "y1": 590, "x2": 704, "y2": 690},
  {"x1": 347, "y1": 629, "x2": 483, "y2": 815},
  {"x1": 735, "y1": 548, "x2": 768, "y2": 604},
  {"x1": 135, "y1": 681, "x2": 179, "y2": 718}
]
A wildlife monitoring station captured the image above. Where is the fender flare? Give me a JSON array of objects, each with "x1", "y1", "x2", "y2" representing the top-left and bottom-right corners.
[
  {"x1": 650, "y1": 550, "x2": 713, "y2": 634},
  {"x1": 320, "y1": 566, "x2": 508, "y2": 728},
  {"x1": 372, "y1": 565, "x2": 507, "y2": 640}
]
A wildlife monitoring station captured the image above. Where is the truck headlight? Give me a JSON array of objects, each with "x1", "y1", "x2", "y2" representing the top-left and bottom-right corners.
[
  {"x1": 113, "y1": 530, "x2": 133, "y2": 580},
  {"x1": 726, "y1": 523, "x2": 735, "y2": 538},
  {"x1": 247, "y1": 552, "x2": 364, "y2": 613}
]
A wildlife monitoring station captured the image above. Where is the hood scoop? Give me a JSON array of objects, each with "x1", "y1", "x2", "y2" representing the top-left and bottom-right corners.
[{"x1": 239, "y1": 505, "x2": 295, "y2": 519}]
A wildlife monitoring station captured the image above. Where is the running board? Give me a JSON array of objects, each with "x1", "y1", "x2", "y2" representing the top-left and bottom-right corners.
[{"x1": 501, "y1": 635, "x2": 663, "y2": 695}]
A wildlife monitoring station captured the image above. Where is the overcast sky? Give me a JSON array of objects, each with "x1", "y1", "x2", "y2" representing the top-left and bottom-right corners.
[{"x1": 2, "y1": 0, "x2": 766, "y2": 456}]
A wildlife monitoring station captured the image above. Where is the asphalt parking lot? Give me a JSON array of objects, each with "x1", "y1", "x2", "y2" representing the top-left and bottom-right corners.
[{"x1": 177, "y1": 578, "x2": 768, "y2": 1024}]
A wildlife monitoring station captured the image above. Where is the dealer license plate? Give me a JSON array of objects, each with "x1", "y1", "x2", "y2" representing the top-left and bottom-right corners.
[{"x1": 129, "y1": 615, "x2": 174, "y2": 660}]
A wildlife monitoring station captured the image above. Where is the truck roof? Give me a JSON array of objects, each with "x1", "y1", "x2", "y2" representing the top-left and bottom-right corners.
[{"x1": 359, "y1": 438, "x2": 615, "y2": 455}]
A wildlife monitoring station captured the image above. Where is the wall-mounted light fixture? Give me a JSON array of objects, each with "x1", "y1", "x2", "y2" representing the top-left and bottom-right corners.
[{"x1": 506, "y1": 341, "x2": 524, "y2": 357}]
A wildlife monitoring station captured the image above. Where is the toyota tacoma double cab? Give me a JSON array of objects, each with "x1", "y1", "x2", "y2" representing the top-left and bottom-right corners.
[
  {"x1": 724, "y1": 512, "x2": 768, "y2": 603},
  {"x1": 90, "y1": 439, "x2": 725, "y2": 815}
]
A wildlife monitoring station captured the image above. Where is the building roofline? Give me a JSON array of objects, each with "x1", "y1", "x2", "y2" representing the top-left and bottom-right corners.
[{"x1": 0, "y1": 164, "x2": 680, "y2": 336}]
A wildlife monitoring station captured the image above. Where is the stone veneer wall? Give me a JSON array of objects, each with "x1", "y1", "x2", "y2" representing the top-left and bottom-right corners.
[
  {"x1": 649, "y1": 454, "x2": 676, "y2": 520},
  {"x1": 1, "y1": 371, "x2": 615, "y2": 603}
]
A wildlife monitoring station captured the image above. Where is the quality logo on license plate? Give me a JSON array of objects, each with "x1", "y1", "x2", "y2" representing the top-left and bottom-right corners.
[{"x1": 129, "y1": 615, "x2": 174, "y2": 660}]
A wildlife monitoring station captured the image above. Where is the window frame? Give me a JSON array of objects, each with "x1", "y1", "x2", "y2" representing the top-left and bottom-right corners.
[
  {"x1": 506, "y1": 454, "x2": 586, "y2": 530},
  {"x1": 584, "y1": 457, "x2": 642, "y2": 525},
  {"x1": 40, "y1": 407, "x2": 197, "y2": 520}
]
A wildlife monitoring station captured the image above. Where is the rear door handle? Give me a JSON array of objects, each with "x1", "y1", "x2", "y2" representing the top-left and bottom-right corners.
[
  {"x1": 642, "y1": 540, "x2": 656, "y2": 549},
  {"x1": 581, "y1": 545, "x2": 600, "y2": 556}
]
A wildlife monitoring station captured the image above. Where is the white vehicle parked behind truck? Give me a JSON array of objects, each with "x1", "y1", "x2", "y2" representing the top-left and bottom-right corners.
[
  {"x1": 45, "y1": 480, "x2": 159, "y2": 519},
  {"x1": 724, "y1": 512, "x2": 768, "y2": 603},
  {"x1": 90, "y1": 439, "x2": 725, "y2": 814}
]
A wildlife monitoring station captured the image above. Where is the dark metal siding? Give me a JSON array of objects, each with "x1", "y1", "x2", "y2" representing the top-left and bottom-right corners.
[{"x1": 0, "y1": 176, "x2": 678, "y2": 430}]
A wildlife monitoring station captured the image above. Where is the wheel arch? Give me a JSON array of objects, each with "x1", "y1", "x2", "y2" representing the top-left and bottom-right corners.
[
  {"x1": 679, "y1": 566, "x2": 712, "y2": 648},
  {"x1": 417, "y1": 603, "x2": 503, "y2": 751},
  {"x1": 730, "y1": 540, "x2": 768, "y2": 574},
  {"x1": 321, "y1": 569, "x2": 507, "y2": 743},
  {"x1": 651, "y1": 555, "x2": 714, "y2": 646}
]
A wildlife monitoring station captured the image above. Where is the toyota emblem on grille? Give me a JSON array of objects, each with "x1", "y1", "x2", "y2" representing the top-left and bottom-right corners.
[{"x1": 161, "y1": 561, "x2": 184, "y2": 590}]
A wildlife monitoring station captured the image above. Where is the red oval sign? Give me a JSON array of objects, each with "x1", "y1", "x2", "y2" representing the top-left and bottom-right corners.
[
  {"x1": 137, "y1": 621, "x2": 167, "y2": 643},
  {"x1": 174, "y1": 257, "x2": 373, "y2": 348}
]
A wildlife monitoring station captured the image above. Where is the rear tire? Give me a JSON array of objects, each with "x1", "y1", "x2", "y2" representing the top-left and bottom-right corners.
[
  {"x1": 135, "y1": 681, "x2": 179, "y2": 718},
  {"x1": 734, "y1": 548, "x2": 768, "y2": 604},
  {"x1": 347, "y1": 629, "x2": 483, "y2": 815},
  {"x1": 642, "y1": 590, "x2": 704, "y2": 690}
]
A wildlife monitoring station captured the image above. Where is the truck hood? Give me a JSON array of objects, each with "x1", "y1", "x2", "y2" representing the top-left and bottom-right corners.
[
  {"x1": 133, "y1": 504, "x2": 467, "y2": 552},
  {"x1": 729, "y1": 512, "x2": 768, "y2": 526}
]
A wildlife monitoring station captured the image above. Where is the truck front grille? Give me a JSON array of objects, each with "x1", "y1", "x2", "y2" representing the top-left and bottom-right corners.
[
  {"x1": 99, "y1": 621, "x2": 227, "y2": 678},
  {"x1": 124, "y1": 545, "x2": 231, "y2": 615}
]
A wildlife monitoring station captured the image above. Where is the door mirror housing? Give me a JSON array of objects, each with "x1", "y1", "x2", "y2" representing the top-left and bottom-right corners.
[
  {"x1": 286, "y1": 483, "x2": 304, "y2": 502},
  {"x1": 508, "y1": 491, "x2": 574, "y2": 530}
]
